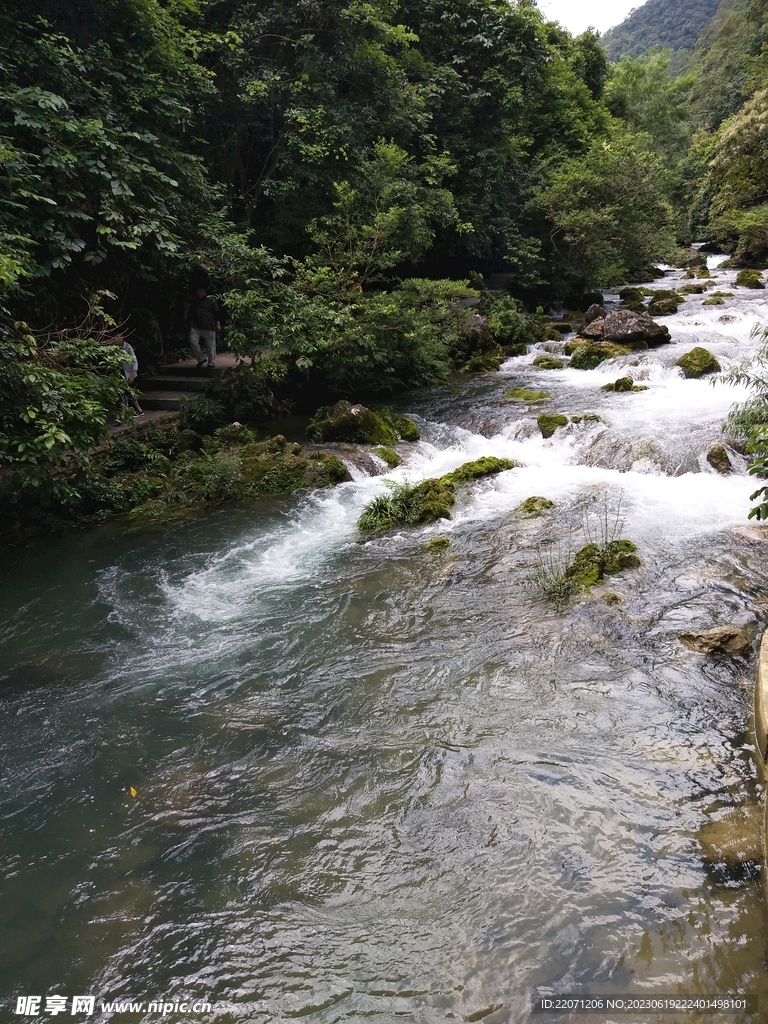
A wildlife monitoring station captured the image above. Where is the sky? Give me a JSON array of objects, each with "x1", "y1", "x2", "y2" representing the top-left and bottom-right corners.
[{"x1": 536, "y1": 0, "x2": 646, "y2": 35}]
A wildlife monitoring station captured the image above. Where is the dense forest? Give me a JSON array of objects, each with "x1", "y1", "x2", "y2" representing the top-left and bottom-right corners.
[
  {"x1": 4, "y1": 0, "x2": 768, "y2": 541},
  {"x1": 603, "y1": 0, "x2": 721, "y2": 62}
]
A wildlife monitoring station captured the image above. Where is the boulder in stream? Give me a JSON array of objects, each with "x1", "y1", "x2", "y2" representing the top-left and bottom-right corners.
[
  {"x1": 601, "y1": 309, "x2": 671, "y2": 346},
  {"x1": 707, "y1": 444, "x2": 732, "y2": 475},
  {"x1": 676, "y1": 347, "x2": 721, "y2": 379},
  {"x1": 678, "y1": 626, "x2": 751, "y2": 656},
  {"x1": 308, "y1": 401, "x2": 398, "y2": 445}
]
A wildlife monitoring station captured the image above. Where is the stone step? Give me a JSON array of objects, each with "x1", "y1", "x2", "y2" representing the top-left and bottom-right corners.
[
  {"x1": 138, "y1": 391, "x2": 186, "y2": 411},
  {"x1": 141, "y1": 375, "x2": 208, "y2": 392},
  {"x1": 155, "y1": 364, "x2": 224, "y2": 378}
]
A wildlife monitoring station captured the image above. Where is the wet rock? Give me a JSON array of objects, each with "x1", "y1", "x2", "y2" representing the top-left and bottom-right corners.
[
  {"x1": 647, "y1": 297, "x2": 680, "y2": 317},
  {"x1": 565, "y1": 540, "x2": 641, "y2": 589},
  {"x1": 602, "y1": 376, "x2": 649, "y2": 393},
  {"x1": 393, "y1": 416, "x2": 420, "y2": 442},
  {"x1": 537, "y1": 413, "x2": 568, "y2": 438},
  {"x1": 619, "y1": 287, "x2": 645, "y2": 303},
  {"x1": 374, "y1": 447, "x2": 401, "y2": 469},
  {"x1": 680, "y1": 283, "x2": 708, "y2": 294},
  {"x1": 506, "y1": 388, "x2": 550, "y2": 402},
  {"x1": 677, "y1": 626, "x2": 750, "y2": 656},
  {"x1": 424, "y1": 536, "x2": 451, "y2": 553},
  {"x1": 601, "y1": 309, "x2": 671, "y2": 346},
  {"x1": 580, "y1": 317, "x2": 606, "y2": 340},
  {"x1": 579, "y1": 290, "x2": 604, "y2": 311},
  {"x1": 676, "y1": 347, "x2": 721, "y2": 379},
  {"x1": 581, "y1": 303, "x2": 606, "y2": 328},
  {"x1": 308, "y1": 401, "x2": 397, "y2": 445},
  {"x1": 463, "y1": 343, "x2": 505, "y2": 373},
  {"x1": 707, "y1": 443, "x2": 732, "y2": 475},
  {"x1": 736, "y1": 269, "x2": 765, "y2": 289},
  {"x1": 569, "y1": 342, "x2": 629, "y2": 369},
  {"x1": 703, "y1": 297, "x2": 725, "y2": 306},
  {"x1": 533, "y1": 355, "x2": 565, "y2": 370}
]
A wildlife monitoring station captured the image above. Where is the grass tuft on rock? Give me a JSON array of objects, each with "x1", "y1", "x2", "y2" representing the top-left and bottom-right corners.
[
  {"x1": 565, "y1": 540, "x2": 641, "y2": 590},
  {"x1": 424, "y1": 536, "x2": 452, "y2": 552}
]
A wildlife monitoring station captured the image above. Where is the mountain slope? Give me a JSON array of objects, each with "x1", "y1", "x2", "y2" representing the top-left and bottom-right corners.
[{"x1": 603, "y1": 0, "x2": 721, "y2": 60}]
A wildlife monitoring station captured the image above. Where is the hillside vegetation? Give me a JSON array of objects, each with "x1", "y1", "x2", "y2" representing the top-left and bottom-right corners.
[{"x1": 603, "y1": 0, "x2": 721, "y2": 62}]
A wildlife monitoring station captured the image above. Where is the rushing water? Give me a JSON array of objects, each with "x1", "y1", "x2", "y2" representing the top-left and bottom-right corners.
[{"x1": 2, "y1": 260, "x2": 768, "y2": 1024}]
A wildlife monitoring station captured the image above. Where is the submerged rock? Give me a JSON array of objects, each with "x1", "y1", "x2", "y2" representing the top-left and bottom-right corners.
[
  {"x1": 706, "y1": 444, "x2": 732, "y2": 475},
  {"x1": 676, "y1": 347, "x2": 721, "y2": 379},
  {"x1": 678, "y1": 626, "x2": 750, "y2": 655},
  {"x1": 602, "y1": 309, "x2": 671, "y2": 346},
  {"x1": 424, "y1": 536, "x2": 451, "y2": 553},
  {"x1": 569, "y1": 342, "x2": 629, "y2": 369},
  {"x1": 506, "y1": 388, "x2": 550, "y2": 402}
]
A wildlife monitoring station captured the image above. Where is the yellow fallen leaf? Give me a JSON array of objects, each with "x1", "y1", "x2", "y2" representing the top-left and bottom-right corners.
[{"x1": 129, "y1": 787, "x2": 137, "y2": 798}]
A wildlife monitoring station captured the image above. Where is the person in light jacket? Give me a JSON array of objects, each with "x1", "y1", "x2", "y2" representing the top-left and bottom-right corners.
[{"x1": 114, "y1": 336, "x2": 144, "y2": 425}]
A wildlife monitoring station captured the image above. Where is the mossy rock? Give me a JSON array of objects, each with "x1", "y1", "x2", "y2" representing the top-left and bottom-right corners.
[
  {"x1": 424, "y1": 536, "x2": 452, "y2": 553},
  {"x1": 619, "y1": 287, "x2": 645, "y2": 302},
  {"x1": 240, "y1": 439, "x2": 350, "y2": 493},
  {"x1": 533, "y1": 355, "x2": 565, "y2": 370},
  {"x1": 682, "y1": 270, "x2": 696, "y2": 279},
  {"x1": 680, "y1": 283, "x2": 708, "y2": 294},
  {"x1": 504, "y1": 342, "x2": 528, "y2": 357},
  {"x1": 565, "y1": 540, "x2": 641, "y2": 590},
  {"x1": 707, "y1": 444, "x2": 732, "y2": 475},
  {"x1": 696, "y1": 267, "x2": 714, "y2": 280},
  {"x1": 703, "y1": 297, "x2": 725, "y2": 306},
  {"x1": 712, "y1": 291, "x2": 734, "y2": 297},
  {"x1": 537, "y1": 413, "x2": 568, "y2": 438},
  {"x1": 622, "y1": 301, "x2": 647, "y2": 313},
  {"x1": 647, "y1": 298, "x2": 680, "y2": 317},
  {"x1": 602, "y1": 376, "x2": 649, "y2": 393},
  {"x1": 374, "y1": 447, "x2": 401, "y2": 468},
  {"x1": 463, "y1": 343, "x2": 505, "y2": 372},
  {"x1": 549, "y1": 321, "x2": 573, "y2": 334},
  {"x1": 358, "y1": 478, "x2": 456, "y2": 534},
  {"x1": 569, "y1": 413, "x2": 603, "y2": 424},
  {"x1": 394, "y1": 416, "x2": 420, "y2": 442},
  {"x1": 564, "y1": 340, "x2": 584, "y2": 356},
  {"x1": 506, "y1": 388, "x2": 551, "y2": 402},
  {"x1": 570, "y1": 342, "x2": 628, "y2": 370},
  {"x1": 441, "y1": 456, "x2": 517, "y2": 486},
  {"x1": 676, "y1": 347, "x2": 722, "y2": 379},
  {"x1": 736, "y1": 269, "x2": 764, "y2": 289},
  {"x1": 308, "y1": 401, "x2": 397, "y2": 445},
  {"x1": 517, "y1": 496, "x2": 556, "y2": 517}
]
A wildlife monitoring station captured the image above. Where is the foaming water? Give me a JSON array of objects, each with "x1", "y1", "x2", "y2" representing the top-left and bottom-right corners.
[{"x1": 1, "y1": 263, "x2": 767, "y2": 1023}]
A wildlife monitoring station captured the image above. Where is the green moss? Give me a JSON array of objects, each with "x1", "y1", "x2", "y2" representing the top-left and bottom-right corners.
[
  {"x1": 619, "y1": 287, "x2": 645, "y2": 302},
  {"x1": 696, "y1": 267, "x2": 714, "y2": 279},
  {"x1": 703, "y1": 297, "x2": 725, "y2": 306},
  {"x1": 676, "y1": 347, "x2": 722, "y2": 378},
  {"x1": 565, "y1": 539, "x2": 641, "y2": 590},
  {"x1": 712, "y1": 290, "x2": 734, "y2": 297},
  {"x1": 506, "y1": 388, "x2": 551, "y2": 402},
  {"x1": 463, "y1": 344, "x2": 504, "y2": 372},
  {"x1": 441, "y1": 456, "x2": 517, "y2": 486},
  {"x1": 537, "y1": 413, "x2": 568, "y2": 438},
  {"x1": 622, "y1": 300, "x2": 647, "y2": 313},
  {"x1": 504, "y1": 342, "x2": 528, "y2": 357},
  {"x1": 680, "y1": 283, "x2": 708, "y2": 294},
  {"x1": 374, "y1": 447, "x2": 401, "y2": 468},
  {"x1": 601, "y1": 376, "x2": 648, "y2": 393},
  {"x1": 358, "y1": 478, "x2": 456, "y2": 534},
  {"x1": 570, "y1": 343, "x2": 629, "y2": 370},
  {"x1": 424, "y1": 536, "x2": 452, "y2": 552},
  {"x1": 681, "y1": 270, "x2": 696, "y2": 279},
  {"x1": 308, "y1": 401, "x2": 397, "y2": 445},
  {"x1": 517, "y1": 496, "x2": 556, "y2": 517},
  {"x1": 647, "y1": 297, "x2": 681, "y2": 316},
  {"x1": 395, "y1": 416, "x2": 420, "y2": 442},
  {"x1": 736, "y1": 269, "x2": 765, "y2": 288},
  {"x1": 533, "y1": 355, "x2": 565, "y2": 370},
  {"x1": 570, "y1": 413, "x2": 603, "y2": 424},
  {"x1": 545, "y1": 327, "x2": 563, "y2": 341}
]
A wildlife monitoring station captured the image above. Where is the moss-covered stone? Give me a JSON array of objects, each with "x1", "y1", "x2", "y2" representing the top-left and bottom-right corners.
[
  {"x1": 707, "y1": 444, "x2": 732, "y2": 474},
  {"x1": 394, "y1": 416, "x2": 420, "y2": 442},
  {"x1": 696, "y1": 267, "x2": 714, "y2": 279},
  {"x1": 357, "y1": 457, "x2": 517, "y2": 534},
  {"x1": 374, "y1": 447, "x2": 401, "y2": 468},
  {"x1": 676, "y1": 347, "x2": 722, "y2": 378},
  {"x1": 569, "y1": 342, "x2": 629, "y2": 370},
  {"x1": 533, "y1": 354, "x2": 565, "y2": 370},
  {"x1": 506, "y1": 388, "x2": 551, "y2": 402},
  {"x1": 622, "y1": 300, "x2": 647, "y2": 313},
  {"x1": 441, "y1": 456, "x2": 517, "y2": 486},
  {"x1": 569, "y1": 414, "x2": 603, "y2": 424},
  {"x1": 308, "y1": 400, "x2": 397, "y2": 445},
  {"x1": 647, "y1": 297, "x2": 681, "y2": 317},
  {"x1": 602, "y1": 376, "x2": 649, "y2": 393},
  {"x1": 619, "y1": 287, "x2": 645, "y2": 302},
  {"x1": 463, "y1": 343, "x2": 505, "y2": 372},
  {"x1": 565, "y1": 540, "x2": 641, "y2": 590},
  {"x1": 703, "y1": 297, "x2": 725, "y2": 306},
  {"x1": 517, "y1": 496, "x2": 556, "y2": 517},
  {"x1": 504, "y1": 342, "x2": 529, "y2": 357},
  {"x1": 240, "y1": 438, "x2": 350, "y2": 492},
  {"x1": 712, "y1": 291, "x2": 734, "y2": 297},
  {"x1": 736, "y1": 269, "x2": 765, "y2": 289},
  {"x1": 680, "y1": 283, "x2": 708, "y2": 294},
  {"x1": 424, "y1": 536, "x2": 452, "y2": 552},
  {"x1": 537, "y1": 413, "x2": 568, "y2": 438}
]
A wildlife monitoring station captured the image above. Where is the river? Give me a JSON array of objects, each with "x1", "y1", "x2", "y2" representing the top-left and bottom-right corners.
[{"x1": 1, "y1": 258, "x2": 767, "y2": 1023}]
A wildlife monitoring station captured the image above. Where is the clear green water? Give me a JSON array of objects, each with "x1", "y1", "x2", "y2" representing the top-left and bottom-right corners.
[{"x1": 2, "y1": 266, "x2": 768, "y2": 1023}]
